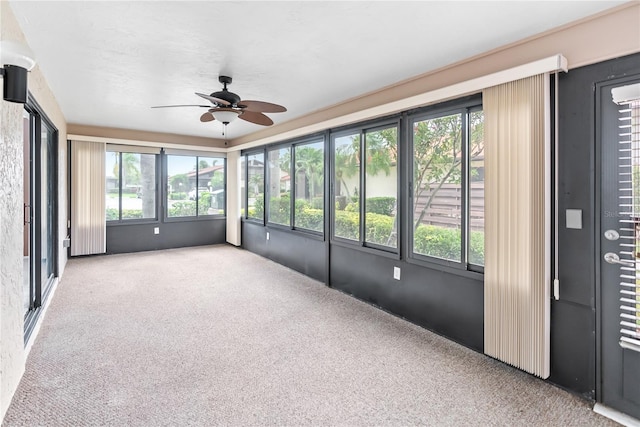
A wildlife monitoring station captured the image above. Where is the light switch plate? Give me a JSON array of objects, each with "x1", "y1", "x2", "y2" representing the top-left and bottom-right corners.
[
  {"x1": 393, "y1": 267, "x2": 401, "y2": 281},
  {"x1": 566, "y1": 209, "x2": 582, "y2": 229},
  {"x1": 154, "y1": 227, "x2": 159, "y2": 235}
]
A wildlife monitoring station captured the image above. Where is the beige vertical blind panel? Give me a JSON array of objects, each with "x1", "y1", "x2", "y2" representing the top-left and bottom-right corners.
[
  {"x1": 483, "y1": 74, "x2": 551, "y2": 378},
  {"x1": 71, "y1": 140, "x2": 106, "y2": 256}
]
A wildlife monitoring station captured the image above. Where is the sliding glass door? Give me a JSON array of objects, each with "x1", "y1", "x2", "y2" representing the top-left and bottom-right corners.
[{"x1": 23, "y1": 99, "x2": 58, "y2": 340}]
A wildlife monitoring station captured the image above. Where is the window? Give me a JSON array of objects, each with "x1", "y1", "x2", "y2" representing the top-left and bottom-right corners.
[
  {"x1": 468, "y1": 110, "x2": 485, "y2": 266},
  {"x1": 166, "y1": 154, "x2": 225, "y2": 218},
  {"x1": 106, "y1": 151, "x2": 157, "y2": 221},
  {"x1": 267, "y1": 147, "x2": 291, "y2": 226},
  {"x1": 333, "y1": 132, "x2": 361, "y2": 241},
  {"x1": 332, "y1": 123, "x2": 399, "y2": 251},
  {"x1": 411, "y1": 105, "x2": 484, "y2": 267},
  {"x1": 365, "y1": 126, "x2": 398, "y2": 249},
  {"x1": 246, "y1": 152, "x2": 265, "y2": 221},
  {"x1": 240, "y1": 155, "x2": 246, "y2": 217},
  {"x1": 293, "y1": 140, "x2": 324, "y2": 232}
]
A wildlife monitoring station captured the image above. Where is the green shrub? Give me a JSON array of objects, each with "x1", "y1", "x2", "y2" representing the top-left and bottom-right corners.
[
  {"x1": 413, "y1": 225, "x2": 462, "y2": 261},
  {"x1": 106, "y1": 208, "x2": 144, "y2": 221},
  {"x1": 468, "y1": 230, "x2": 485, "y2": 265},
  {"x1": 200, "y1": 192, "x2": 212, "y2": 205},
  {"x1": 345, "y1": 201, "x2": 359, "y2": 212},
  {"x1": 269, "y1": 194, "x2": 290, "y2": 224},
  {"x1": 168, "y1": 201, "x2": 196, "y2": 217},
  {"x1": 250, "y1": 194, "x2": 264, "y2": 220},
  {"x1": 170, "y1": 192, "x2": 187, "y2": 200},
  {"x1": 310, "y1": 197, "x2": 324, "y2": 210},
  {"x1": 365, "y1": 213, "x2": 395, "y2": 246},
  {"x1": 106, "y1": 208, "x2": 119, "y2": 221},
  {"x1": 334, "y1": 210, "x2": 360, "y2": 240},
  {"x1": 295, "y1": 208, "x2": 324, "y2": 232},
  {"x1": 366, "y1": 197, "x2": 395, "y2": 216}
]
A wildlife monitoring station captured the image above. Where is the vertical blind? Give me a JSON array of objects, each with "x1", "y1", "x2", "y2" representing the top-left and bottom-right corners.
[
  {"x1": 71, "y1": 140, "x2": 106, "y2": 256},
  {"x1": 483, "y1": 74, "x2": 551, "y2": 378}
]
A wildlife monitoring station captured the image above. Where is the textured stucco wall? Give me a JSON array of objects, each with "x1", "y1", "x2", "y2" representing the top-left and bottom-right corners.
[
  {"x1": 0, "y1": 1, "x2": 27, "y2": 417},
  {"x1": 0, "y1": 1, "x2": 68, "y2": 419}
]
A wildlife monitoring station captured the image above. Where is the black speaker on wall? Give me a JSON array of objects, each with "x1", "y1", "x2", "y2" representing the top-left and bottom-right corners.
[{"x1": 2, "y1": 64, "x2": 28, "y2": 104}]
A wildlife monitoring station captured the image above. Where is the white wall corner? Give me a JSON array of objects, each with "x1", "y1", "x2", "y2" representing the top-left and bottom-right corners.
[{"x1": 226, "y1": 150, "x2": 242, "y2": 246}]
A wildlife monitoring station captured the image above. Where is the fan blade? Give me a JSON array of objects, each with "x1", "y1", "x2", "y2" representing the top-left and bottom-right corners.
[
  {"x1": 238, "y1": 100, "x2": 286, "y2": 113},
  {"x1": 200, "y1": 112, "x2": 215, "y2": 122},
  {"x1": 151, "y1": 104, "x2": 210, "y2": 108},
  {"x1": 195, "y1": 92, "x2": 231, "y2": 106},
  {"x1": 239, "y1": 111, "x2": 274, "y2": 126}
]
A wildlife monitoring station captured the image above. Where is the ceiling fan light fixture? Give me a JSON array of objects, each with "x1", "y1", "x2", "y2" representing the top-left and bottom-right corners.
[{"x1": 212, "y1": 108, "x2": 240, "y2": 124}]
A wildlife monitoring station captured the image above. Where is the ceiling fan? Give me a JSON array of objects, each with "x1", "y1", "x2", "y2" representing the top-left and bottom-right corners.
[{"x1": 152, "y1": 75, "x2": 286, "y2": 134}]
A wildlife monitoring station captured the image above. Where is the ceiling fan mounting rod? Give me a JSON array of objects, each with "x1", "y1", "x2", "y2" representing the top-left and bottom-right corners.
[{"x1": 219, "y1": 75, "x2": 232, "y2": 90}]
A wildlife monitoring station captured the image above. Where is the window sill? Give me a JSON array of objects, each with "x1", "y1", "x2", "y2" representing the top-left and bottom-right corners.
[
  {"x1": 107, "y1": 219, "x2": 159, "y2": 226},
  {"x1": 330, "y1": 238, "x2": 400, "y2": 260},
  {"x1": 163, "y1": 215, "x2": 226, "y2": 223},
  {"x1": 406, "y1": 254, "x2": 484, "y2": 281}
]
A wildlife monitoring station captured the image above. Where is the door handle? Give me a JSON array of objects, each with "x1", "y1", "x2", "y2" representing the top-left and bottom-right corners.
[{"x1": 604, "y1": 252, "x2": 635, "y2": 267}]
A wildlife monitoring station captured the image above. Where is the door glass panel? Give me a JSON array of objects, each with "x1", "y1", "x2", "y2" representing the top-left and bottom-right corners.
[
  {"x1": 601, "y1": 79, "x2": 640, "y2": 419},
  {"x1": 40, "y1": 123, "x2": 55, "y2": 293},
  {"x1": 23, "y1": 109, "x2": 32, "y2": 314},
  {"x1": 613, "y1": 86, "x2": 640, "y2": 348}
]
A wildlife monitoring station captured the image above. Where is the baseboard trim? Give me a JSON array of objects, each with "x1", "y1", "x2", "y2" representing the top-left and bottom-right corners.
[{"x1": 594, "y1": 403, "x2": 640, "y2": 427}]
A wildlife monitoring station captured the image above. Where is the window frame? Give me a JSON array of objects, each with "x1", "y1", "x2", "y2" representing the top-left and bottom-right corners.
[
  {"x1": 291, "y1": 137, "x2": 326, "y2": 235},
  {"x1": 263, "y1": 136, "x2": 327, "y2": 236},
  {"x1": 106, "y1": 150, "x2": 160, "y2": 224},
  {"x1": 242, "y1": 149, "x2": 266, "y2": 225},
  {"x1": 163, "y1": 153, "x2": 227, "y2": 222},
  {"x1": 330, "y1": 118, "x2": 401, "y2": 255},
  {"x1": 407, "y1": 95, "x2": 484, "y2": 273},
  {"x1": 266, "y1": 144, "x2": 293, "y2": 228}
]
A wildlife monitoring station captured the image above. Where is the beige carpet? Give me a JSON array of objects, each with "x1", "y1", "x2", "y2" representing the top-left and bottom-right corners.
[{"x1": 3, "y1": 245, "x2": 616, "y2": 426}]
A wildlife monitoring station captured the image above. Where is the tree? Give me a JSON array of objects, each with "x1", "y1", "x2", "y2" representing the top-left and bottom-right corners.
[
  {"x1": 169, "y1": 173, "x2": 188, "y2": 193},
  {"x1": 412, "y1": 112, "x2": 484, "y2": 231},
  {"x1": 334, "y1": 134, "x2": 360, "y2": 198},
  {"x1": 209, "y1": 170, "x2": 224, "y2": 190},
  {"x1": 113, "y1": 153, "x2": 141, "y2": 189},
  {"x1": 295, "y1": 145, "x2": 324, "y2": 199},
  {"x1": 140, "y1": 154, "x2": 155, "y2": 218},
  {"x1": 198, "y1": 159, "x2": 210, "y2": 170}
]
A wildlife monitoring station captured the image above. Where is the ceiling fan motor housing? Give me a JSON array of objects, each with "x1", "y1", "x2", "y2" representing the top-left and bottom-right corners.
[{"x1": 212, "y1": 76, "x2": 241, "y2": 106}]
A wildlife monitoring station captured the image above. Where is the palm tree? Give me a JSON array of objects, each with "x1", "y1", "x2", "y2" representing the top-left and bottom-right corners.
[{"x1": 295, "y1": 144, "x2": 324, "y2": 199}]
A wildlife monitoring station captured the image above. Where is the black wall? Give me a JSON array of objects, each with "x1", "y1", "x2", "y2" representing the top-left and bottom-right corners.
[
  {"x1": 243, "y1": 221, "x2": 326, "y2": 282},
  {"x1": 241, "y1": 52, "x2": 640, "y2": 399},
  {"x1": 551, "y1": 52, "x2": 640, "y2": 398},
  {"x1": 106, "y1": 218, "x2": 226, "y2": 254}
]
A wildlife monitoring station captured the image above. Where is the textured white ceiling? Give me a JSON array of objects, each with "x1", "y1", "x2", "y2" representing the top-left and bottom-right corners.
[{"x1": 8, "y1": 1, "x2": 627, "y2": 140}]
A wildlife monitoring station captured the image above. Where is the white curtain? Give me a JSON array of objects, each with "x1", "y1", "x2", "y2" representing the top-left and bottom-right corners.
[
  {"x1": 71, "y1": 140, "x2": 106, "y2": 256},
  {"x1": 483, "y1": 74, "x2": 551, "y2": 378}
]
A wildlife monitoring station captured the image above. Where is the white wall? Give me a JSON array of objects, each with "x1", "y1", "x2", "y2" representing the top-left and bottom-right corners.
[{"x1": 226, "y1": 150, "x2": 241, "y2": 246}]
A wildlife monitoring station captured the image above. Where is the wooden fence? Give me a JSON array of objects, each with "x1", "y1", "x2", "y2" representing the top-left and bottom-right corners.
[{"x1": 413, "y1": 182, "x2": 484, "y2": 230}]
